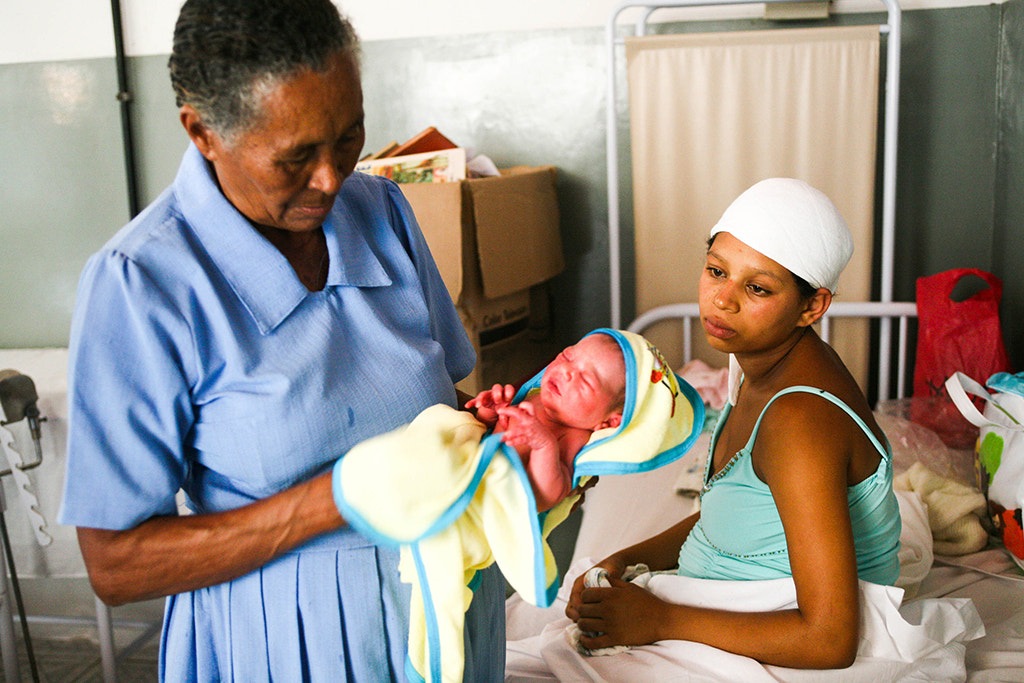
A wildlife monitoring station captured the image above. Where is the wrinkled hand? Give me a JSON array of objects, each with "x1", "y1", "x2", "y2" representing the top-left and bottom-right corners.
[
  {"x1": 465, "y1": 384, "x2": 516, "y2": 429},
  {"x1": 497, "y1": 402, "x2": 558, "y2": 453},
  {"x1": 572, "y1": 576, "x2": 672, "y2": 649}
]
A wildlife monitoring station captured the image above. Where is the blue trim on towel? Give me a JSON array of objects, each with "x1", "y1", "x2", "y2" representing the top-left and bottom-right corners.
[
  {"x1": 511, "y1": 376, "x2": 539, "y2": 404},
  {"x1": 410, "y1": 433, "x2": 502, "y2": 540},
  {"x1": 604, "y1": 328, "x2": 640, "y2": 429},
  {"x1": 545, "y1": 574, "x2": 560, "y2": 605},
  {"x1": 405, "y1": 657, "x2": 426, "y2": 683},
  {"x1": 574, "y1": 375, "x2": 706, "y2": 479},
  {"x1": 404, "y1": 564, "x2": 490, "y2": 683},
  {"x1": 494, "y1": 438, "x2": 557, "y2": 607},
  {"x1": 411, "y1": 543, "x2": 442, "y2": 683},
  {"x1": 331, "y1": 429, "x2": 503, "y2": 547}
]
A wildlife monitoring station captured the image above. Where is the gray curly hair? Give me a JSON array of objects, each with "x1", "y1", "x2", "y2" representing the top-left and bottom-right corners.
[{"x1": 168, "y1": 0, "x2": 360, "y2": 142}]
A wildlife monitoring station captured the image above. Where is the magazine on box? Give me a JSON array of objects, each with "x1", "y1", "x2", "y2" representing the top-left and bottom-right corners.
[{"x1": 355, "y1": 147, "x2": 466, "y2": 184}]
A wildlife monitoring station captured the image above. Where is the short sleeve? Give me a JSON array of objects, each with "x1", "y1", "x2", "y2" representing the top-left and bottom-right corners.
[
  {"x1": 59, "y1": 250, "x2": 195, "y2": 530},
  {"x1": 382, "y1": 179, "x2": 476, "y2": 383}
]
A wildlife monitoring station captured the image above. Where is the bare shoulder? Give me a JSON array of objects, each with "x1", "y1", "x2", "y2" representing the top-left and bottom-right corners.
[
  {"x1": 746, "y1": 392, "x2": 851, "y2": 499},
  {"x1": 772, "y1": 336, "x2": 884, "y2": 444},
  {"x1": 753, "y1": 384, "x2": 883, "y2": 487},
  {"x1": 756, "y1": 390, "x2": 856, "y2": 449}
]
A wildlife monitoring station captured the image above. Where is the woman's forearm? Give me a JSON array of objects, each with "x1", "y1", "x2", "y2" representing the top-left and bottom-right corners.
[
  {"x1": 78, "y1": 471, "x2": 344, "y2": 605},
  {"x1": 578, "y1": 587, "x2": 858, "y2": 670},
  {"x1": 657, "y1": 602, "x2": 858, "y2": 669}
]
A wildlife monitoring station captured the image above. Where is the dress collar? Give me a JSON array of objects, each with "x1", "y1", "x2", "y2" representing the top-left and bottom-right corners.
[{"x1": 173, "y1": 143, "x2": 390, "y2": 334}]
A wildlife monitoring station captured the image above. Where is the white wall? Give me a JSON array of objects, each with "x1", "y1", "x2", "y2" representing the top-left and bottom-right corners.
[{"x1": 1, "y1": 0, "x2": 1003, "y2": 65}]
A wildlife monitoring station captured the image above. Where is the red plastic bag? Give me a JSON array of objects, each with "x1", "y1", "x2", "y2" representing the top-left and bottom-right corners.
[{"x1": 912, "y1": 269, "x2": 1011, "y2": 449}]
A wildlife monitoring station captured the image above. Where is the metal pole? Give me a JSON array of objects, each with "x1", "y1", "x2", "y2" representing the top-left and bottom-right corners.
[
  {"x1": 96, "y1": 596, "x2": 118, "y2": 683},
  {"x1": 111, "y1": 0, "x2": 140, "y2": 219},
  {"x1": 606, "y1": 7, "x2": 626, "y2": 329},
  {"x1": 876, "y1": 1, "x2": 902, "y2": 403},
  {"x1": 0, "y1": 487, "x2": 22, "y2": 683}
]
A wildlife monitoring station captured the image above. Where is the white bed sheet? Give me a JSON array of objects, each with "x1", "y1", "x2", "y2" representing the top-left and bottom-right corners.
[
  {"x1": 507, "y1": 555, "x2": 984, "y2": 682},
  {"x1": 918, "y1": 553, "x2": 1024, "y2": 682}
]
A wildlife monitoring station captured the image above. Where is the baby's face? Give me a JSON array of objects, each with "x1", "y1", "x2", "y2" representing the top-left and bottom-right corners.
[{"x1": 540, "y1": 334, "x2": 625, "y2": 431}]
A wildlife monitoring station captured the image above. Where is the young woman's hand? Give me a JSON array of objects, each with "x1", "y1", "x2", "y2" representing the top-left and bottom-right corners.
[
  {"x1": 464, "y1": 383, "x2": 516, "y2": 429},
  {"x1": 564, "y1": 554, "x2": 627, "y2": 622},
  {"x1": 573, "y1": 576, "x2": 674, "y2": 649}
]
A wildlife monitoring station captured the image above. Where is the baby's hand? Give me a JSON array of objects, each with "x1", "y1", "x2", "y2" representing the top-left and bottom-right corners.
[
  {"x1": 497, "y1": 402, "x2": 558, "y2": 454},
  {"x1": 465, "y1": 384, "x2": 516, "y2": 429},
  {"x1": 501, "y1": 402, "x2": 570, "y2": 512}
]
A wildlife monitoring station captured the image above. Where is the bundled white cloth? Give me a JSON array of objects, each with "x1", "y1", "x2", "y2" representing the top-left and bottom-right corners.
[
  {"x1": 506, "y1": 557, "x2": 984, "y2": 683},
  {"x1": 893, "y1": 488, "x2": 934, "y2": 599},
  {"x1": 894, "y1": 462, "x2": 989, "y2": 556}
]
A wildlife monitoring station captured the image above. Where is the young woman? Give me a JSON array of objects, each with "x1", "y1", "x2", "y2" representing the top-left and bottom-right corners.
[{"x1": 565, "y1": 178, "x2": 901, "y2": 669}]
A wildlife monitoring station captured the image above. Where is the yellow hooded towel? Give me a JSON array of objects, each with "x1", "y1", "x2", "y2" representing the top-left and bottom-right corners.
[{"x1": 332, "y1": 329, "x2": 705, "y2": 683}]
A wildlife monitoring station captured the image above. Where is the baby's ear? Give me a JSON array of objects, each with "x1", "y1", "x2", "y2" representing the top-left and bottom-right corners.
[{"x1": 597, "y1": 412, "x2": 623, "y2": 431}]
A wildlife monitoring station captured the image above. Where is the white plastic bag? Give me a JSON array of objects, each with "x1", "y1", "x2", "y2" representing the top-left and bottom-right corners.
[{"x1": 945, "y1": 371, "x2": 1024, "y2": 568}]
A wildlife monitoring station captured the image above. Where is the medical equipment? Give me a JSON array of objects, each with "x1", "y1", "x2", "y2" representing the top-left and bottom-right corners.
[{"x1": 0, "y1": 369, "x2": 51, "y2": 683}]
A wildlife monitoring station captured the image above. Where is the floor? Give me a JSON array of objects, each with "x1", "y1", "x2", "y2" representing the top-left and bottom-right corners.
[
  {"x1": 3, "y1": 633, "x2": 159, "y2": 682},
  {"x1": 0, "y1": 576, "x2": 164, "y2": 683}
]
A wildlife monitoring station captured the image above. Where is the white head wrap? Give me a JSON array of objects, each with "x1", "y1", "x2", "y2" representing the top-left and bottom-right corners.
[{"x1": 709, "y1": 178, "x2": 854, "y2": 293}]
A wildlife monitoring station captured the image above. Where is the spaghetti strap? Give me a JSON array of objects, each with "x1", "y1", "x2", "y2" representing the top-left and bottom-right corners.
[{"x1": 751, "y1": 386, "x2": 889, "y2": 460}]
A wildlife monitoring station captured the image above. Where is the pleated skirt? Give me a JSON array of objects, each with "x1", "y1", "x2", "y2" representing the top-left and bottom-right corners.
[{"x1": 159, "y1": 535, "x2": 506, "y2": 682}]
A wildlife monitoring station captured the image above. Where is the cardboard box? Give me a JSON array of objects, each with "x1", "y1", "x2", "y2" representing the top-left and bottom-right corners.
[{"x1": 398, "y1": 166, "x2": 564, "y2": 393}]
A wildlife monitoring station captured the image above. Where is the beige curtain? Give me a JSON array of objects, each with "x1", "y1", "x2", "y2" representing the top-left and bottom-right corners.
[{"x1": 627, "y1": 26, "x2": 879, "y2": 386}]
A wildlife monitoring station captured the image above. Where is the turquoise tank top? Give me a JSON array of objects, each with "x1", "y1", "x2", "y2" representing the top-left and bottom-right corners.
[{"x1": 677, "y1": 386, "x2": 901, "y2": 585}]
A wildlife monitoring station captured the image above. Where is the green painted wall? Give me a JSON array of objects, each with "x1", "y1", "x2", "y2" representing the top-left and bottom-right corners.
[
  {"x1": 0, "y1": 58, "x2": 129, "y2": 346},
  {"x1": 995, "y1": 0, "x2": 1024, "y2": 373},
  {"x1": 1, "y1": 5, "x2": 1021, "y2": 371}
]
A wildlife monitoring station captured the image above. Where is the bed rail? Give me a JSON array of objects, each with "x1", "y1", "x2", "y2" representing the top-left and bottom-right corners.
[{"x1": 627, "y1": 301, "x2": 918, "y2": 401}]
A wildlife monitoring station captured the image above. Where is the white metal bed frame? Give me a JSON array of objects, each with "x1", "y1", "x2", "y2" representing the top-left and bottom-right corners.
[
  {"x1": 627, "y1": 301, "x2": 919, "y2": 400},
  {"x1": 605, "y1": 0, "x2": 912, "y2": 402}
]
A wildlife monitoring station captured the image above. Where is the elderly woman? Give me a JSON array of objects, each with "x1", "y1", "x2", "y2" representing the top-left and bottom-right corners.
[{"x1": 58, "y1": 0, "x2": 504, "y2": 680}]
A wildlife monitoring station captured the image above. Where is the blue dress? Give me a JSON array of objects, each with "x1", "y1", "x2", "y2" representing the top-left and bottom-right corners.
[
  {"x1": 58, "y1": 144, "x2": 506, "y2": 681},
  {"x1": 678, "y1": 386, "x2": 901, "y2": 585}
]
